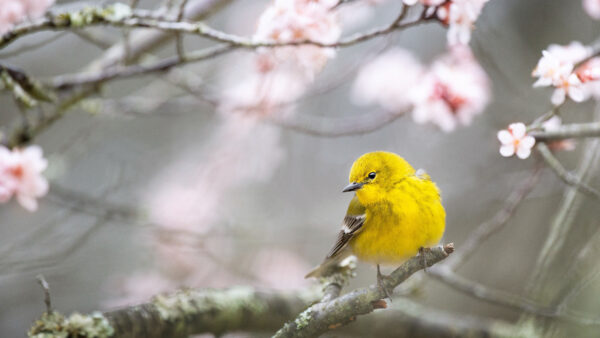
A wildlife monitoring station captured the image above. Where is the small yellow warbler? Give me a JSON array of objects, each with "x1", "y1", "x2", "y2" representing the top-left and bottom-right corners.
[{"x1": 306, "y1": 151, "x2": 446, "y2": 294}]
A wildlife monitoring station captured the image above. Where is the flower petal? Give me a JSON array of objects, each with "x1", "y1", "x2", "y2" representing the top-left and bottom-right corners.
[
  {"x1": 516, "y1": 146, "x2": 532, "y2": 159},
  {"x1": 509, "y1": 123, "x2": 527, "y2": 139},
  {"x1": 533, "y1": 77, "x2": 552, "y2": 87},
  {"x1": 551, "y1": 88, "x2": 566, "y2": 105},
  {"x1": 497, "y1": 130, "x2": 513, "y2": 144},
  {"x1": 520, "y1": 135, "x2": 536, "y2": 149},
  {"x1": 500, "y1": 144, "x2": 515, "y2": 157},
  {"x1": 568, "y1": 86, "x2": 586, "y2": 102},
  {"x1": 17, "y1": 194, "x2": 38, "y2": 212}
]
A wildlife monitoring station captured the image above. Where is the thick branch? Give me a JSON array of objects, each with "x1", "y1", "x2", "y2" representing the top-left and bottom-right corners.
[
  {"x1": 273, "y1": 244, "x2": 454, "y2": 338},
  {"x1": 29, "y1": 287, "x2": 321, "y2": 337}
]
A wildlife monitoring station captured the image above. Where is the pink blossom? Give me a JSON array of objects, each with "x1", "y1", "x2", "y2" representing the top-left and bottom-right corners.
[
  {"x1": 254, "y1": 0, "x2": 341, "y2": 81},
  {"x1": 576, "y1": 57, "x2": 600, "y2": 82},
  {"x1": 0, "y1": 145, "x2": 49, "y2": 211},
  {"x1": 551, "y1": 73, "x2": 585, "y2": 105},
  {"x1": 352, "y1": 48, "x2": 424, "y2": 112},
  {"x1": 532, "y1": 42, "x2": 593, "y2": 105},
  {"x1": 497, "y1": 123, "x2": 536, "y2": 159},
  {"x1": 410, "y1": 46, "x2": 491, "y2": 132},
  {"x1": 584, "y1": 0, "x2": 600, "y2": 19},
  {"x1": 435, "y1": 0, "x2": 490, "y2": 45},
  {"x1": 0, "y1": 0, "x2": 54, "y2": 34}
]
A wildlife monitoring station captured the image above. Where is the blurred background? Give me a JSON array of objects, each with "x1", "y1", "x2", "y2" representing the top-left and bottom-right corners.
[{"x1": 1, "y1": 0, "x2": 600, "y2": 336}]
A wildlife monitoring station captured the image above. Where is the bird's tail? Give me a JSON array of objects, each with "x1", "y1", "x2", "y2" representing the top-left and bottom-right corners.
[{"x1": 304, "y1": 249, "x2": 353, "y2": 279}]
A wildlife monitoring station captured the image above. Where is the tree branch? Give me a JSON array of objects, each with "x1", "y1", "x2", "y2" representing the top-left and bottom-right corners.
[
  {"x1": 530, "y1": 121, "x2": 600, "y2": 140},
  {"x1": 273, "y1": 244, "x2": 454, "y2": 338},
  {"x1": 537, "y1": 142, "x2": 600, "y2": 200},
  {"x1": 29, "y1": 287, "x2": 322, "y2": 337},
  {"x1": 442, "y1": 164, "x2": 542, "y2": 270},
  {"x1": 1, "y1": 4, "x2": 429, "y2": 51}
]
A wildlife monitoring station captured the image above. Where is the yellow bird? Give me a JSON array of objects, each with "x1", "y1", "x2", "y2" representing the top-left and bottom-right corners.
[{"x1": 306, "y1": 151, "x2": 446, "y2": 295}]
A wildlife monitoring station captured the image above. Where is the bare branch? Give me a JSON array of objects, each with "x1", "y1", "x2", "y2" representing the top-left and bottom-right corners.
[
  {"x1": 270, "y1": 110, "x2": 406, "y2": 138},
  {"x1": 537, "y1": 142, "x2": 600, "y2": 199},
  {"x1": 530, "y1": 121, "x2": 600, "y2": 140},
  {"x1": 526, "y1": 138, "x2": 600, "y2": 297},
  {"x1": 427, "y1": 266, "x2": 600, "y2": 326},
  {"x1": 36, "y1": 275, "x2": 53, "y2": 315},
  {"x1": 442, "y1": 164, "x2": 542, "y2": 270},
  {"x1": 29, "y1": 287, "x2": 321, "y2": 337},
  {"x1": 273, "y1": 244, "x2": 454, "y2": 338}
]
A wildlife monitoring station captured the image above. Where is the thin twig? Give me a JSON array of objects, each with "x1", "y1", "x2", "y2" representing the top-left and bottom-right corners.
[
  {"x1": 0, "y1": 33, "x2": 65, "y2": 58},
  {"x1": 175, "y1": 0, "x2": 189, "y2": 61},
  {"x1": 537, "y1": 142, "x2": 600, "y2": 200},
  {"x1": 441, "y1": 163, "x2": 543, "y2": 270},
  {"x1": 36, "y1": 274, "x2": 52, "y2": 314},
  {"x1": 427, "y1": 266, "x2": 600, "y2": 326},
  {"x1": 1, "y1": 5, "x2": 430, "y2": 51},
  {"x1": 526, "y1": 138, "x2": 600, "y2": 298}
]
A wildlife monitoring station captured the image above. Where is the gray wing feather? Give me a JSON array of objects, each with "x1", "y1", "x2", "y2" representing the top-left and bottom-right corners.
[{"x1": 326, "y1": 214, "x2": 365, "y2": 258}]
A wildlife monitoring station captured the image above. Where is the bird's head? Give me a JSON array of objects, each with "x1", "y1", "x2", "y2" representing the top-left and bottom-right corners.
[{"x1": 343, "y1": 151, "x2": 415, "y2": 205}]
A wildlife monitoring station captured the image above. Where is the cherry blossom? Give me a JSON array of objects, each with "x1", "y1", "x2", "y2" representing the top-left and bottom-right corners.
[
  {"x1": 532, "y1": 42, "x2": 594, "y2": 105},
  {"x1": 0, "y1": 0, "x2": 54, "y2": 34},
  {"x1": 434, "y1": 0, "x2": 490, "y2": 45},
  {"x1": 584, "y1": 0, "x2": 600, "y2": 19},
  {"x1": 551, "y1": 73, "x2": 585, "y2": 105},
  {"x1": 0, "y1": 145, "x2": 49, "y2": 211},
  {"x1": 410, "y1": 46, "x2": 490, "y2": 132},
  {"x1": 497, "y1": 123, "x2": 536, "y2": 159},
  {"x1": 253, "y1": 0, "x2": 341, "y2": 81},
  {"x1": 352, "y1": 48, "x2": 424, "y2": 112}
]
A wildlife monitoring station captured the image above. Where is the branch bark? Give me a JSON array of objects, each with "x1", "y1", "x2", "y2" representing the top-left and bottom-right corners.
[
  {"x1": 29, "y1": 287, "x2": 322, "y2": 338},
  {"x1": 273, "y1": 244, "x2": 454, "y2": 338}
]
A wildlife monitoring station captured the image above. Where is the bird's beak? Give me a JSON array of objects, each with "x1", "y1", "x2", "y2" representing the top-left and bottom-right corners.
[{"x1": 342, "y1": 182, "x2": 363, "y2": 192}]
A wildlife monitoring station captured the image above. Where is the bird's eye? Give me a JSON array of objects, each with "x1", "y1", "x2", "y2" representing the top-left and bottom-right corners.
[{"x1": 368, "y1": 172, "x2": 376, "y2": 179}]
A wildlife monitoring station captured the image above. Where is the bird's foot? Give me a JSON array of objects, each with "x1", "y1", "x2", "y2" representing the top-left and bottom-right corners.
[
  {"x1": 377, "y1": 264, "x2": 393, "y2": 302},
  {"x1": 419, "y1": 247, "x2": 431, "y2": 272}
]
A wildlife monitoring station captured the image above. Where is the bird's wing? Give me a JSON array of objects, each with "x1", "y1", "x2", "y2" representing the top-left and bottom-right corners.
[{"x1": 326, "y1": 195, "x2": 366, "y2": 259}]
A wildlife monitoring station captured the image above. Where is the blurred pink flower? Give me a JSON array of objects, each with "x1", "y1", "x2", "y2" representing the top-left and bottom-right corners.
[
  {"x1": 352, "y1": 48, "x2": 424, "y2": 112},
  {"x1": 576, "y1": 57, "x2": 600, "y2": 82},
  {"x1": 220, "y1": 0, "x2": 341, "y2": 118},
  {"x1": 435, "y1": 0, "x2": 490, "y2": 45},
  {"x1": 0, "y1": 145, "x2": 48, "y2": 211},
  {"x1": 410, "y1": 46, "x2": 491, "y2": 132},
  {"x1": 584, "y1": 0, "x2": 600, "y2": 19},
  {"x1": 254, "y1": 0, "x2": 341, "y2": 81},
  {"x1": 0, "y1": 0, "x2": 54, "y2": 34},
  {"x1": 497, "y1": 123, "x2": 536, "y2": 159}
]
